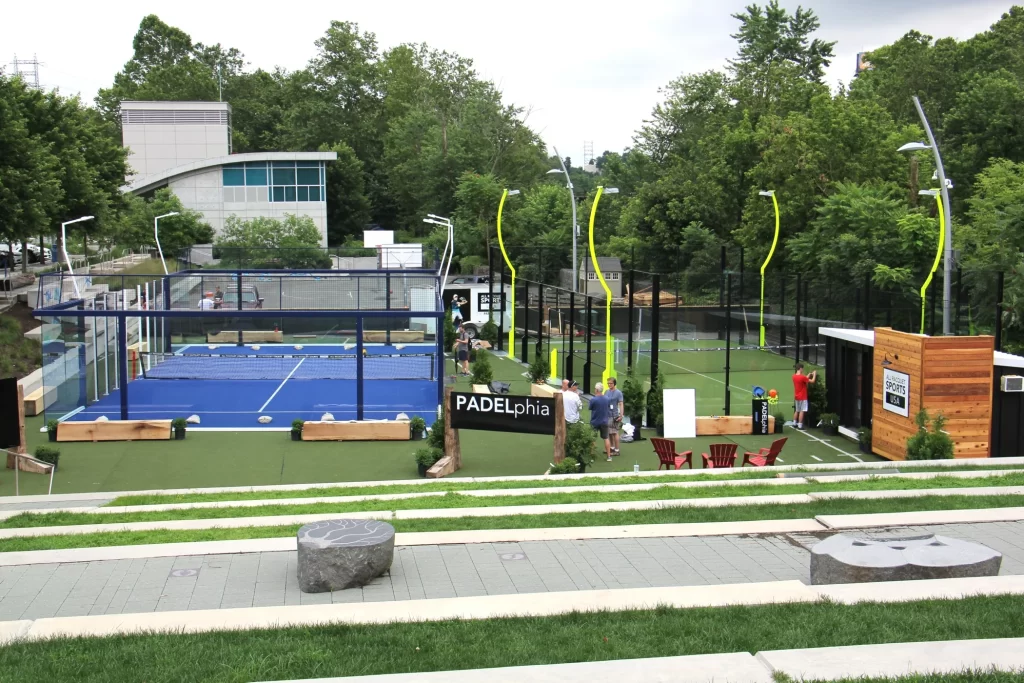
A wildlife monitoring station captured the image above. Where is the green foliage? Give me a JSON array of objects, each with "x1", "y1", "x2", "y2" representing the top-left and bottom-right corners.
[
  {"x1": 119, "y1": 190, "x2": 212, "y2": 255},
  {"x1": 547, "y1": 457, "x2": 581, "y2": 475},
  {"x1": 215, "y1": 215, "x2": 330, "y2": 269},
  {"x1": 0, "y1": 316, "x2": 40, "y2": 380},
  {"x1": 320, "y1": 141, "x2": 371, "y2": 245},
  {"x1": 443, "y1": 309, "x2": 456, "y2": 352},
  {"x1": 646, "y1": 371, "x2": 666, "y2": 427},
  {"x1": 564, "y1": 422, "x2": 597, "y2": 470},
  {"x1": 426, "y1": 413, "x2": 445, "y2": 452},
  {"x1": 479, "y1": 319, "x2": 499, "y2": 345},
  {"x1": 414, "y1": 447, "x2": 444, "y2": 468},
  {"x1": 470, "y1": 348, "x2": 494, "y2": 385},
  {"x1": 859, "y1": 428, "x2": 872, "y2": 448},
  {"x1": 621, "y1": 367, "x2": 646, "y2": 419},
  {"x1": 906, "y1": 409, "x2": 955, "y2": 460},
  {"x1": 808, "y1": 372, "x2": 827, "y2": 419},
  {"x1": 819, "y1": 412, "x2": 839, "y2": 427},
  {"x1": 171, "y1": 418, "x2": 188, "y2": 430},
  {"x1": 33, "y1": 446, "x2": 60, "y2": 467},
  {"x1": 528, "y1": 355, "x2": 549, "y2": 384},
  {"x1": 291, "y1": 419, "x2": 304, "y2": 434},
  {"x1": 46, "y1": 420, "x2": 59, "y2": 435},
  {"x1": 409, "y1": 416, "x2": 426, "y2": 434}
]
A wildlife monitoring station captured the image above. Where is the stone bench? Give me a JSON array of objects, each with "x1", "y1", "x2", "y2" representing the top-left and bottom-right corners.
[{"x1": 297, "y1": 519, "x2": 395, "y2": 593}]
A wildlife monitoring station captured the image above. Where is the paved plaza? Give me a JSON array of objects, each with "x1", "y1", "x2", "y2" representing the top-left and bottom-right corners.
[{"x1": 1, "y1": 521, "x2": 1023, "y2": 621}]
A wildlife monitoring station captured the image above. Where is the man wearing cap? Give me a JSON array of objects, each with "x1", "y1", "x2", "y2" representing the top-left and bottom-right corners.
[
  {"x1": 589, "y1": 382, "x2": 613, "y2": 462},
  {"x1": 561, "y1": 379, "x2": 581, "y2": 425},
  {"x1": 455, "y1": 321, "x2": 471, "y2": 375}
]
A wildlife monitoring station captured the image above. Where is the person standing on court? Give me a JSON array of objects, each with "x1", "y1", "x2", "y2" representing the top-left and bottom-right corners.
[
  {"x1": 605, "y1": 376, "x2": 624, "y2": 455},
  {"x1": 589, "y1": 382, "x2": 613, "y2": 462},
  {"x1": 455, "y1": 321, "x2": 471, "y2": 376},
  {"x1": 792, "y1": 363, "x2": 816, "y2": 430},
  {"x1": 562, "y1": 380, "x2": 582, "y2": 425}
]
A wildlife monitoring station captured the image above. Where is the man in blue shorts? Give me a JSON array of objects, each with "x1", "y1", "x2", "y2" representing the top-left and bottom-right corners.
[{"x1": 589, "y1": 382, "x2": 613, "y2": 462}]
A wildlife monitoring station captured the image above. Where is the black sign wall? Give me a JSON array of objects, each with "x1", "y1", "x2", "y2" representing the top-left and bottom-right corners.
[
  {"x1": 752, "y1": 399, "x2": 770, "y2": 435},
  {"x1": 0, "y1": 378, "x2": 21, "y2": 449},
  {"x1": 450, "y1": 392, "x2": 556, "y2": 435},
  {"x1": 478, "y1": 292, "x2": 505, "y2": 312}
]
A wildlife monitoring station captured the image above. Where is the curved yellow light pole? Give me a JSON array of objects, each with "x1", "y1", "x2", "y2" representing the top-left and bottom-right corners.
[
  {"x1": 496, "y1": 189, "x2": 520, "y2": 353},
  {"x1": 919, "y1": 190, "x2": 945, "y2": 335},
  {"x1": 587, "y1": 186, "x2": 619, "y2": 384},
  {"x1": 758, "y1": 190, "x2": 780, "y2": 347}
]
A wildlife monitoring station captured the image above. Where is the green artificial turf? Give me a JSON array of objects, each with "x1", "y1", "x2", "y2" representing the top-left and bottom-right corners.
[
  {"x1": 0, "y1": 596, "x2": 1021, "y2": 683},
  {"x1": 3, "y1": 494, "x2": 1023, "y2": 553}
]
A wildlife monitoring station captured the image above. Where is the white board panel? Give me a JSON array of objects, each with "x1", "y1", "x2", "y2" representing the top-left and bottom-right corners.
[
  {"x1": 363, "y1": 230, "x2": 394, "y2": 247},
  {"x1": 663, "y1": 388, "x2": 697, "y2": 439}
]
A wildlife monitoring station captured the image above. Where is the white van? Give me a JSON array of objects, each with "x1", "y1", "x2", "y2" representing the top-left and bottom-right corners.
[{"x1": 444, "y1": 277, "x2": 512, "y2": 339}]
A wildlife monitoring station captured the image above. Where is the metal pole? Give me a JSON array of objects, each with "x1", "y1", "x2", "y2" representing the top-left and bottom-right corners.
[
  {"x1": 725, "y1": 273, "x2": 732, "y2": 416},
  {"x1": 90, "y1": 302, "x2": 98, "y2": 402},
  {"x1": 864, "y1": 272, "x2": 872, "y2": 330},
  {"x1": 103, "y1": 311, "x2": 109, "y2": 395},
  {"x1": 584, "y1": 295, "x2": 593, "y2": 392},
  {"x1": 568, "y1": 291, "x2": 575, "y2": 382},
  {"x1": 651, "y1": 274, "x2": 660, "y2": 384},
  {"x1": 955, "y1": 267, "x2": 963, "y2": 336},
  {"x1": 995, "y1": 271, "x2": 1005, "y2": 352},
  {"x1": 536, "y1": 279, "x2": 543, "y2": 362},
  {"x1": 553, "y1": 147, "x2": 578, "y2": 292},
  {"x1": 627, "y1": 269, "x2": 635, "y2": 370},
  {"x1": 498, "y1": 256, "x2": 506, "y2": 352},
  {"x1": 118, "y1": 315, "x2": 129, "y2": 419},
  {"x1": 795, "y1": 274, "x2": 802, "y2": 362},
  {"x1": 356, "y1": 316, "x2": 365, "y2": 421},
  {"x1": 912, "y1": 96, "x2": 953, "y2": 335}
]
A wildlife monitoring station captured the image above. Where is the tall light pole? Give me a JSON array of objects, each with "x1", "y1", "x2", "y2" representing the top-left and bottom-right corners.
[
  {"x1": 588, "y1": 186, "x2": 619, "y2": 384},
  {"x1": 547, "y1": 146, "x2": 579, "y2": 291},
  {"x1": 757, "y1": 190, "x2": 780, "y2": 347},
  {"x1": 61, "y1": 215, "x2": 94, "y2": 298},
  {"x1": 917, "y1": 189, "x2": 945, "y2": 335},
  {"x1": 899, "y1": 96, "x2": 953, "y2": 335},
  {"x1": 496, "y1": 189, "x2": 520, "y2": 353},
  {"x1": 154, "y1": 212, "x2": 180, "y2": 275}
]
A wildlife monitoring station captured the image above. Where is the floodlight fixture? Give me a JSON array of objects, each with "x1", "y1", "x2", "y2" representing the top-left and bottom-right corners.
[
  {"x1": 898, "y1": 142, "x2": 931, "y2": 153},
  {"x1": 602, "y1": 187, "x2": 619, "y2": 194},
  {"x1": 758, "y1": 190, "x2": 775, "y2": 197},
  {"x1": 507, "y1": 190, "x2": 520, "y2": 196},
  {"x1": 60, "y1": 215, "x2": 95, "y2": 298}
]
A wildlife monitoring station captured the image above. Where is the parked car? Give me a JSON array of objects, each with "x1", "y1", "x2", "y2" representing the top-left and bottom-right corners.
[
  {"x1": 18, "y1": 243, "x2": 52, "y2": 263},
  {"x1": 216, "y1": 285, "x2": 264, "y2": 309},
  {"x1": 0, "y1": 245, "x2": 22, "y2": 268}
]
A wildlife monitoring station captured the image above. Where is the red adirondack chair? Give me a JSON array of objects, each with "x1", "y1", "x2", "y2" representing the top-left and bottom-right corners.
[
  {"x1": 742, "y1": 438, "x2": 788, "y2": 467},
  {"x1": 651, "y1": 437, "x2": 692, "y2": 470},
  {"x1": 701, "y1": 443, "x2": 739, "y2": 468}
]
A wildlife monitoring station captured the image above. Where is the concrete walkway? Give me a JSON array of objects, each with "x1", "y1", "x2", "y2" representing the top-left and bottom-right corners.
[{"x1": 2, "y1": 520, "x2": 1022, "y2": 622}]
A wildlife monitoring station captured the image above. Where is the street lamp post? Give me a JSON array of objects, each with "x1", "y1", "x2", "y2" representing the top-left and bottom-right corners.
[
  {"x1": 899, "y1": 96, "x2": 953, "y2": 335},
  {"x1": 547, "y1": 146, "x2": 579, "y2": 291},
  {"x1": 757, "y1": 190, "x2": 780, "y2": 348},
  {"x1": 917, "y1": 189, "x2": 945, "y2": 335},
  {"x1": 496, "y1": 189, "x2": 520, "y2": 353},
  {"x1": 60, "y1": 215, "x2": 95, "y2": 298},
  {"x1": 153, "y1": 212, "x2": 180, "y2": 275},
  {"x1": 588, "y1": 186, "x2": 619, "y2": 384}
]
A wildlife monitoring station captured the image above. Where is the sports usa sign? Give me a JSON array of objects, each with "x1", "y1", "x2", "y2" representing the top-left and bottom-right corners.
[
  {"x1": 449, "y1": 392, "x2": 555, "y2": 435},
  {"x1": 882, "y1": 368, "x2": 910, "y2": 418}
]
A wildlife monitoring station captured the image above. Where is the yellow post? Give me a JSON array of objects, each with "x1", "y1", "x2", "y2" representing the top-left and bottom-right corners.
[
  {"x1": 588, "y1": 187, "x2": 615, "y2": 385},
  {"x1": 549, "y1": 347, "x2": 558, "y2": 384},
  {"x1": 496, "y1": 189, "x2": 518, "y2": 354},
  {"x1": 919, "y1": 192, "x2": 945, "y2": 334},
  {"x1": 759, "y1": 190, "x2": 780, "y2": 347}
]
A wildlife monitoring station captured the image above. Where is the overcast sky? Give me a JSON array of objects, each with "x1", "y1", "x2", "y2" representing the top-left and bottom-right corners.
[{"x1": 2, "y1": 1, "x2": 1015, "y2": 162}]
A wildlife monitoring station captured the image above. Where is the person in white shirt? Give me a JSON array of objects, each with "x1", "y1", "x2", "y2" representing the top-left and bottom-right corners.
[
  {"x1": 198, "y1": 296, "x2": 214, "y2": 311},
  {"x1": 561, "y1": 379, "x2": 582, "y2": 424}
]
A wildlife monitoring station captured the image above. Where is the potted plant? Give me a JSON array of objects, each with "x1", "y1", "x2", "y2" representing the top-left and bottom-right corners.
[
  {"x1": 410, "y1": 416, "x2": 426, "y2": 440},
  {"x1": 564, "y1": 422, "x2": 597, "y2": 473},
  {"x1": 291, "y1": 419, "x2": 304, "y2": 441},
  {"x1": 646, "y1": 371, "x2": 666, "y2": 436},
  {"x1": 34, "y1": 446, "x2": 60, "y2": 471},
  {"x1": 46, "y1": 419, "x2": 59, "y2": 443},
  {"x1": 773, "y1": 411, "x2": 787, "y2": 434},
  {"x1": 470, "y1": 349, "x2": 494, "y2": 386},
  {"x1": 528, "y1": 355, "x2": 550, "y2": 384},
  {"x1": 171, "y1": 417, "x2": 188, "y2": 440},
  {"x1": 807, "y1": 373, "x2": 827, "y2": 427},
  {"x1": 621, "y1": 368, "x2": 647, "y2": 442},
  {"x1": 414, "y1": 447, "x2": 443, "y2": 477},
  {"x1": 548, "y1": 457, "x2": 581, "y2": 475},
  {"x1": 906, "y1": 409, "x2": 954, "y2": 460},
  {"x1": 820, "y1": 413, "x2": 840, "y2": 436},
  {"x1": 480, "y1": 318, "x2": 499, "y2": 346},
  {"x1": 858, "y1": 427, "x2": 872, "y2": 454}
]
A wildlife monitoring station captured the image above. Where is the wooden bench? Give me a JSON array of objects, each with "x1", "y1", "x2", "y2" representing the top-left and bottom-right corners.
[
  {"x1": 363, "y1": 330, "x2": 424, "y2": 343},
  {"x1": 301, "y1": 420, "x2": 411, "y2": 442},
  {"x1": 58, "y1": 419, "x2": 172, "y2": 442},
  {"x1": 23, "y1": 388, "x2": 45, "y2": 417}
]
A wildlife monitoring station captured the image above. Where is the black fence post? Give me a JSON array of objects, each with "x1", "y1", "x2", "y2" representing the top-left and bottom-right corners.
[
  {"x1": 535, "y1": 279, "x2": 543, "y2": 363},
  {"x1": 794, "y1": 273, "x2": 802, "y2": 362},
  {"x1": 520, "y1": 279, "x2": 529, "y2": 364},
  {"x1": 567, "y1": 291, "x2": 575, "y2": 382},
  {"x1": 738, "y1": 247, "x2": 746, "y2": 346},
  {"x1": 117, "y1": 315, "x2": 129, "y2": 420},
  {"x1": 627, "y1": 269, "x2": 635, "y2": 370},
  {"x1": 995, "y1": 271, "x2": 1005, "y2": 352},
  {"x1": 355, "y1": 317, "x2": 365, "y2": 420},
  {"x1": 864, "y1": 272, "x2": 872, "y2": 330},
  {"x1": 651, "y1": 273, "x2": 660, "y2": 383},
  {"x1": 584, "y1": 295, "x2": 593, "y2": 392},
  {"x1": 719, "y1": 246, "x2": 727, "y2": 306},
  {"x1": 236, "y1": 265, "x2": 243, "y2": 346},
  {"x1": 929, "y1": 276, "x2": 938, "y2": 336},
  {"x1": 779, "y1": 274, "x2": 787, "y2": 347},
  {"x1": 724, "y1": 273, "x2": 732, "y2": 416},
  {"x1": 498, "y1": 255, "x2": 506, "y2": 353},
  {"x1": 385, "y1": 271, "x2": 392, "y2": 345},
  {"x1": 955, "y1": 267, "x2": 963, "y2": 336}
]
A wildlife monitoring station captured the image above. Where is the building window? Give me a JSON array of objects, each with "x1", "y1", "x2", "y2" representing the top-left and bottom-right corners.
[
  {"x1": 245, "y1": 166, "x2": 267, "y2": 186},
  {"x1": 608, "y1": 272, "x2": 620, "y2": 281},
  {"x1": 222, "y1": 166, "x2": 244, "y2": 186},
  {"x1": 223, "y1": 161, "x2": 325, "y2": 202},
  {"x1": 586, "y1": 272, "x2": 597, "y2": 281}
]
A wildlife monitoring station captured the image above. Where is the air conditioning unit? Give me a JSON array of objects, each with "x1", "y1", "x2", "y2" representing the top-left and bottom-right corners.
[{"x1": 1001, "y1": 375, "x2": 1024, "y2": 392}]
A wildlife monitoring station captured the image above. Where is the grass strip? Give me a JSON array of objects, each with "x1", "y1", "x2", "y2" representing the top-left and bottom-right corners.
[
  {"x1": 796, "y1": 675, "x2": 1024, "y2": 683},
  {"x1": 107, "y1": 463, "x2": 1024, "y2": 506},
  {"x1": 0, "y1": 596, "x2": 1021, "y2": 683},
  {"x1": 8, "y1": 474, "x2": 1024, "y2": 530},
  {"x1": 2, "y1": 494, "x2": 1022, "y2": 553}
]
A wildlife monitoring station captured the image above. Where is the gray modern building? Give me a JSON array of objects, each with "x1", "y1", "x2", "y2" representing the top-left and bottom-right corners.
[{"x1": 121, "y1": 101, "x2": 336, "y2": 245}]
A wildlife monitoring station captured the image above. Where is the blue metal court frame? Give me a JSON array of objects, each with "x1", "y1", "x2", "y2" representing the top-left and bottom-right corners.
[{"x1": 34, "y1": 268, "x2": 446, "y2": 426}]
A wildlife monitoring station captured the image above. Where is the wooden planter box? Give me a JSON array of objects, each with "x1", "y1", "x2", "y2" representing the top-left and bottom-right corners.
[
  {"x1": 57, "y1": 419, "x2": 172, "y2": 442},
  {"x1": 301, "y1": 420, "x2": 410, "y2": 442},
  {"x1": 696, "y1": 415, "x2": 775, "y2": 436}
]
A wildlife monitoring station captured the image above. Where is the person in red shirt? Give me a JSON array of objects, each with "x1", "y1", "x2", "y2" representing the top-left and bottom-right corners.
[{"x1": 792, "y1": 363, "x2": 817, "y2": 430}]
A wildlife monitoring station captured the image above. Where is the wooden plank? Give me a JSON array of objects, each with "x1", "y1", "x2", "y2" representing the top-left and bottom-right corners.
[
  {"x1": 57, "y1": 420, "x2": 172, "y2": 443},
  {"x1": 445, "y1": 387, "x2": 462, "y2": 471},
  {"x1": 695, "y1": 416, "x2": 774, "y2": 436},
  {"x1": 426, "y1": 455, "x2": 456, "y2": 478},
  {"x1": 16, "y1": 384, "x2": 26, "y2": 454},
  {"x1": 531, "y1": 383, "x2": 559, "y2": 398},
  {"x1": 22, "y1": 388, "x2": 44, "y2": 418},
  {"x1": 553, "y1": 393, "x2": 566, "y2": 463},
  {"x1": 363, "y1": 330, "x2": 424, "y2": 343},
  {"x1": 301, "y1": 421, "x2": 411, "y2": 442},
  {"x1": 472, "y1": 384, "x2": 491, "y2": 394}
]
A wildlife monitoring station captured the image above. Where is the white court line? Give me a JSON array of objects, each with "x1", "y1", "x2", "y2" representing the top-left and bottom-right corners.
[
  {"x1": 810, "y1": 455, "x2": 823, "y2": 462},
  {"x1": 796, "y1": 428, "x2": 863, "y2": 462},
  {"x1": 258, "y1": 358, "x2": 304, "y2": 413}
]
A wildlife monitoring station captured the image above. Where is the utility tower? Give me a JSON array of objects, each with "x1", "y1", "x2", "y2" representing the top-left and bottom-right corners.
[
  {"x1": 10, "y1": 54, "x2": 42, "y2": 89},
  {"x1": 583, "y1": 141, "x2": 594, "y2": 166}
]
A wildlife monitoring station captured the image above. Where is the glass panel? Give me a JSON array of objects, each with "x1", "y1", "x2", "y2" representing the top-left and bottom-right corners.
[
  {"x1": 296, "y1": 168, "x2": 320, "y2": 185},
  {"x1": 272, "y1": 167, "x2": 295, "y2": 185},
  {"x1": 284, "y1": 186, "x2": 296, "y2": 202},
  {"x1": 222, "y1": 168, "x2": 244, "y2": 186},
  {"x1": 273, "y1": 161, "x2": 297, "y2": 168},
  {"x1": 271, "y1": 186, "x2": 285, "y2": 202},
  {"x1": 308, "y1": 186, "x2": 321, "y2": 202},
  {"x1": 295, "y1": 161, "x2": 318, "y2": 167},
  {"x1": 245, "y1": 165, "x2": 268, "y2": 186},
  {"x1": 297, "y1": 186, "x2": 309, "y2": 202}
]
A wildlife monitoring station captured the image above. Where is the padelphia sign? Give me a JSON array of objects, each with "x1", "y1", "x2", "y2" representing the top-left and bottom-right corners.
[{"x1": 449, "y1": 392, "x2": 556, "y2": 435}]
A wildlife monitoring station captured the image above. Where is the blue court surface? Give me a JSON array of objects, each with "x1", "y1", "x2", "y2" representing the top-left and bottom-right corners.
[{"x1": 68, "y1": 344, "x2": 441, "y2": 429}]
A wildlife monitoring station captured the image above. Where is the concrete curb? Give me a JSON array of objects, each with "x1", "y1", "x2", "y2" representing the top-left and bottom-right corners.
[{"x1": 817, "y1": 506, "x2": 1024, "y2": 529}]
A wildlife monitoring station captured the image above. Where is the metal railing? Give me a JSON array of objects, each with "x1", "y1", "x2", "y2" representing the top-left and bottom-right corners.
[{"x1": 2, "y1": 448, "x2": 56, "y2": 496}]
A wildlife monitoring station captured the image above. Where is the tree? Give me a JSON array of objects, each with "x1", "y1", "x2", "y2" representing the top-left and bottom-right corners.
[
  {"x1": 321, "y1": 141, "x2": 371, "y2": 245},
  {"x1": 216, "y1": 215, "x2": 329, "y2": 269},
  {"x1": 119, "y1": 190, "x2": 213, "y2": 260}
]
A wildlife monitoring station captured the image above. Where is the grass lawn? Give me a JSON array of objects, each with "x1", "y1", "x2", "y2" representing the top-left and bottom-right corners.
[
  {"x1": 0, "y1": 596, "x2": 1021, "y2": 683},
  {"x1": 4, "y1": 494, "x2": 1024, "y2": 552}
]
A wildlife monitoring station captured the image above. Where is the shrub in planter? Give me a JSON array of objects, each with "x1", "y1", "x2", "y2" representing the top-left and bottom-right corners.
[
  {"x1": 528, "y1": 355, "x2": 550, "y2": 384},
  {"x1": 621, "y1": 368, "x2": 646, "y2": 441},
  {"x1": 470, "y1": 348, "x2": 494, "y2": 385},
  {"x1": 820, "y1": 412, "x2": 840, "y2": 436},
  {"x1": 646, "y1": 371, "x2": 666, "y2": 436},
  {"x1": 291, "y1": 419, "x2": 304, "y2": 441},
  {"x1": 479, "y1": 318, "x2": 499, "y2": 346},
  {"x1": 548, "y1": 457, "x2": 581, "y2": 475},
  {"x1": 34, "y1": 446, "x2": 60, "y2": 470},
  {"x1": 906, "y1": 410, "x2": 954, "y2": 460},
  {"x1": 171, "y1": 417, "x2": 188, "y2": 440},
  {"x1": 414, "y1": 447, "x2": 444, "y2": 477},
  {"x1": 858, "y1": 427, "x2": 872, "y2": 454},
  {"x1": 46, "y1": 419, "x2": 59, "y2": 442},
  {"x1": 773, "y1": 411, "x2": 787, "y2": 434},
  {"x1": 410, "y1": 416, "x2": 426, "y2": 440},
  {"x1": 807, "y1": 372, "x2": 827, "y2": 425},
  {"x1": 564, "y1": 422, "x2": 597, "y2": 473},
  {"x1": 443, "y1": 309, "x2": 456, "y2": 352}
]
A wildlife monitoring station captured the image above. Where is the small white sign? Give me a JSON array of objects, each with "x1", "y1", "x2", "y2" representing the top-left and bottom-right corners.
[
  {"x1": 663, "y1": 388, "x2": 697, "y2": 439},
  {"x1": 882, "y1": 368, "x2": 910, "y2": 418}
]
